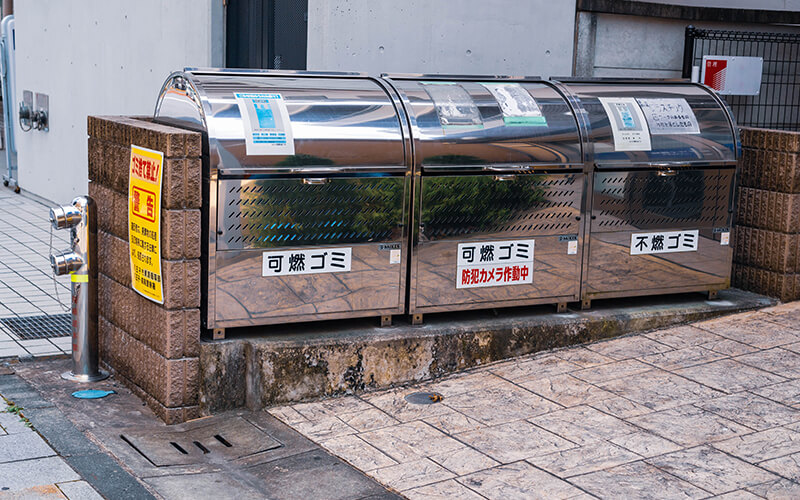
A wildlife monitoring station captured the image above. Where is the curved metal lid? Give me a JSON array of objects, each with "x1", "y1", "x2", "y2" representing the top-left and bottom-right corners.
[
  {"x1": 154, "y1": 69, "x2": 409, "y2": 175},
  {"x1": 556, "y1": 80, "x2": 738, "y2": 166},
  {"x1": 382, "y1": 74, "x2": 583, "y2": 172}
]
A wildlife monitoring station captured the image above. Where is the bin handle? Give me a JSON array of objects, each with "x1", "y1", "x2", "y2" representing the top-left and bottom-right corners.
[
  {"x1": 302, "y1": 178, "x2": 329, "y2": 185},
  {"x1": 493, "y1": 174, "x2": 516, "y2": 182},
  {"x1": 656, "y1": 169, "x2": 678, "y2": 177}
]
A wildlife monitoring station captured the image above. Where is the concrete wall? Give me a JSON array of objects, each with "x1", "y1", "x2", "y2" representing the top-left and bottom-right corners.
[
  {"x1": 13, "y1": 0, "x2": 224, "y2": 204},
  {"x1": 307, "y1": 0, "x2": 576, "y2": 78},
  {"x1": 576, "y1": 13, "x2": 800, "y2": 78},
  {"x1": 642, "y1": 0, "x2": 800, "y2": 9}
]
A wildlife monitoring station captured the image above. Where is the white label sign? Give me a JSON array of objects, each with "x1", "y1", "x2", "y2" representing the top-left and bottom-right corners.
[
  {"x1": 421, "y1": 82, "x2": 483, "y2": 132},
  {"x1": 637, "y1": 98, "x2": 700, "y2": 135},
  {"x1": 234, "y1": 92, "x2": 295, "y2": 156},
  {"x1": 701, "y1": 56, "x2": 763, "y2": 96},
  {"x1": 389, "y1": 249, "x2": 401, "y2": 264},
  {"x1": 630, "y1": 230, "x2": 699, "y2": 255},
  {"x1": 720, "y1": 232, "x2": 730, "y2": 246},
  {"x1": 456, "y1": 240, "x2": 534, "y2": 289},
  {"x1": 481, "y1": 83, "x2": 547, "y2": 127},
  {"x1": 567, "y1": 240, "x2": 578, "y2": 255},
  {"x1": 262, "y1": 247, "x2": 351, "y2": 276},
  {"x1": 599, "y1": 97, "x2": 652, "y2": 151}
]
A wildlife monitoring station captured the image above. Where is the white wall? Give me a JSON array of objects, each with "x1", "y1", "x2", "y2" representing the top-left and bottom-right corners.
[
  {"x1": 307, "y1": 0, "x2": 576, "y2": 78},
  {"x1": 13, "y1": 0, "x2": 224, "y2": 204}
]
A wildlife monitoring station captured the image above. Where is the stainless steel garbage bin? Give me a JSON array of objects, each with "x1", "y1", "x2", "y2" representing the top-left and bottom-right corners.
[
  {"x1": 382, "y1": 75, "x2": 585, "y2": 321},
  {"x1": 154, "y1": 69, "x2": 412, "y2": 333},
  {"x1": 555, "y1": 79, "x2": 739, "y2": 308}
]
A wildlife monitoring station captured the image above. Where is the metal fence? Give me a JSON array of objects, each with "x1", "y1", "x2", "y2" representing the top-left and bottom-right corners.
[{"x1": 683, "y1": 26, "x2": 800, "y2": 131}]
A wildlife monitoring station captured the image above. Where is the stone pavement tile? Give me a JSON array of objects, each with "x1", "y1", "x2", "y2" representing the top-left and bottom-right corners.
[
  {"x1": 598, "y1": 369, "x2": 724, "y2": 412},
  {"x1": 702, "y1": 338, "x2": 759, "y2": 357},
  {"x1": 55, "y1": 480, "x2": 103, "y2": 500},
  {"x1": 429, "y1": 446, "x2": 499, "y2": 476},
  {"x1": 695, "y1": 316, "x2": 800, "y2": 349},
  {"x1": 367, "y1": 458, "x2": 455, "y2": 492},
  {"x1": 608, "y1": 430, "x2": 682, "y2": 458},
  {"x1": 358, "y1": 421, "x2": 463, "y2": 463},
  {"x1": 628, "y1": 405, "x2": 751, "y2": 447},
  {"x1": 144, "y1": 473, "x2": 263, "y2": 500},
  {"x1": 403, "y1": 479, "x2": 485, "y2": 500},
  {"x1": 782, "y1": 342, "x2": 800, "y2": 356},
  {"x1": 710, "y1": 491, "x2": 762, "y2": 499},
  {"x1": 696, "y1": 392, "x2": 800, "y2": 431},
  {"x1": 570, "y1": 359, "x2": 653, "y2": 384},
  {"x1": 336, "y1": 407, "x2": 400, "y2": 432},
  {"x1": 489, "y1": 353, "x2": 580, "y2": 381},
  {"x1": 589, "y1": 395, "x2": 654, "y2": 419},
  {"x1": 753, "y1": 379, "x2": 800, "y2": 407},
  {"x1": 736, "y1": 348, "x2": 800, "y2": 379},
  {"x1": 645, "y1": 325, "x2": 726, "y2": 349},
  {"x1": 456, "y1": 420, "x2": 576, "y2": 463},
  {"x1": 527, "y1": 440, "x2": 640, "y2": 477},
  {"x1": 713, "y1": 427, "x2": 800, "y2": 463},
  {"x1": 0, "y1": 411, "x2": 31, "y2": 435},
  {"x1": 639, "y1": 345, "x2": 726, "y2": 371},
  {"x1": 0, "y1": 429, "x2": 56, "y2": 463},
  {"x1": 289, "y1": 415, "x2": 357, "y2": 441},
  {"x1": 319, "y1": 434, "x2": 397, "y2": 471},
  {"x1": 745, "y1": 478, "x2": 800, "y2": 499},
  {"x1": 422, "y1": 410, "x2": 485, "y2": 435},
  {"x1": 569, "y1": 460, "x2": 709, "y2": 499},
  {"x1": 759, "y1": 453, "x2": 800, "y2": 482},
  {"x1": 443, "y1": 383, "x2": 561, "y2": 426},
  {"x1": 0, "y1": 484, "x2": 67, "y2": 499},
  {"x1": 761, "y1": 301, "x2": 800, "y2": 316},
  {"x1": 0, "y1": 456, "x2": 79, "y2": 491},
  {"x1": 460, "y1": 461, "x2": 586, "y2": 500},
  {"x1": 363, "y1": 387, "x2": 453, "y2": 423},
  {"x1": 518, "y1": 374, "x2": 616, "y2": 407},
  {"x1": 674, "y1": 359, "x2": 787, "y2": 394},
  {"x1": 586, "y1": 335, "x2": 673, "y2": 360},
  {"x1": 647, "y1": 445, "x2": 779, "y2": 495},
  {"x1": 529, "y1": 405, "x2": 639, "y2": 446},
  {"x1": 417, "y1": 371, "x2": 507, "y2": 397},
  {"x1": 554, "y1": 347, "x2": 615, "y2": 368},
  {"x1": 291, "y1": 396, "x2": 373, "y2": 419},
  {"x1": 267, "y1": 405, "x2": 308, "y2": 426},
  {"x1": 250, "y1": 448, "x2": 394, "y2": 500}
]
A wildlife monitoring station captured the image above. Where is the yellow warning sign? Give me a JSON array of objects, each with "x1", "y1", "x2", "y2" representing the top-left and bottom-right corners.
[{"x1": 128, "y1": 145, "x2": 164, "y2": 303}]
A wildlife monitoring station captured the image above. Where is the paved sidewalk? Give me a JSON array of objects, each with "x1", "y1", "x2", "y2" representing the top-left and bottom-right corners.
[
  {"x1": 0, "y1": 397, "x2": 102, "y2": 499},
  {"x1": 0, "y1": 188, "x2": 71, "y2": 359},
  {"x1": 271, "y1": 302, "x2": 800, "y2": 499}
]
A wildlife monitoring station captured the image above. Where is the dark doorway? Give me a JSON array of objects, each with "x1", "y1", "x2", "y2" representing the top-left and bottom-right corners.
[{"x1": 226, "y1": 0, "x2": 308, "y2": 70}]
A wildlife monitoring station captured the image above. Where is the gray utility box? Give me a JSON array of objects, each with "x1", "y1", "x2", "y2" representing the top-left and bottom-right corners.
[
  {"x1": 557, "y1": 80, "x2": 739, "y2": 307},
  {"x1": 154, "y1": 69, "x2": 412, "y2": 330},
  {"x1": 382, "y1": 75, "x2": 585, "y2": 319}
]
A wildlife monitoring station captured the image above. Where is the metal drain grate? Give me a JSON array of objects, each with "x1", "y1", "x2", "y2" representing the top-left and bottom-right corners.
[{"x1": 1, "y1": 314, "x2": 71, "y2": 340}]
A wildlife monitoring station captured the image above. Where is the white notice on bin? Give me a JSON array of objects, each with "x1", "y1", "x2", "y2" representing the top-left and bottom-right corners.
[
  {"x1": 630, "y1": 230, "x2": 699, "y2": 255},
  {"x1": 599, "y1": 97, "x2": 651, "y2": 151},
  {"x1": 636, "y1": 98, "x2": 700, "y2": 135},
  {"x1": 234, "y1": 92, "x2": 295, "y2": 156},
  {"x1": 456, "y1": 239, "x2": 534, "y2": 289}
]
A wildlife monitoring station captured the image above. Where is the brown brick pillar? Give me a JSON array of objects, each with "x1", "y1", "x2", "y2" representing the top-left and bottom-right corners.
[
  {"x1": 733, "y1": 127, "x2": 800, "y2": 302},
  {"x1": 87, "y1": 116, "x2": 203, "y2": 424}
]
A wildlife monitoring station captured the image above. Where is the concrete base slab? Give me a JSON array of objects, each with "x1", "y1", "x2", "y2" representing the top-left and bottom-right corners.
[{"x1": 201, "y1": 289, "x2": 776, "y2": 412}]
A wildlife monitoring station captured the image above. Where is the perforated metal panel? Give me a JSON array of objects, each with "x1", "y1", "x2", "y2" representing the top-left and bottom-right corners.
[
  {"x1": 218, "y1": 177, "x2": 405, "y2": 250},
  {"x1": 592, "y1": 169, "x2": 733, "y2": 232},
  {"x1": 420, "y1": 174, "x2": 581, "y2": 240}
]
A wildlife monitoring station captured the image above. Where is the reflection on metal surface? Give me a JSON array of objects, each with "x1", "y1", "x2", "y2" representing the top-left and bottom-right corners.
[
  {"x1": 219, "y1": 177, "x2": 405, "y2": 250},
  {"x1": 420, "y1": 174, "x2": 581, "y2": 240}
]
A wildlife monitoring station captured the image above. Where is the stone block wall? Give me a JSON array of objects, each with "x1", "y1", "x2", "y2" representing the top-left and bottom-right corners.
[
  {"x1": 88, "y1": 116, "x2": 203, "y2": 424},
  {"x1": 733, "y1": 127, "x2": 800, "y2": 302}
]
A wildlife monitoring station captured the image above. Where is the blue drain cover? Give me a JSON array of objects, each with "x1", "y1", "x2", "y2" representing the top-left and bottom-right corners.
[{"x1": 72, "y1": 389, "x2": 115, "y2": 399}]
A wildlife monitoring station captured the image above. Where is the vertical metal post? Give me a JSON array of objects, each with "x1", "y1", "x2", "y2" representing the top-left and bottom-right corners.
[
  {"x1": 50, "y1": 195, "x2": 108, "y2": 382},
  {"x1": 682, "y1": 25, "x2": 696, "y2": 79}
]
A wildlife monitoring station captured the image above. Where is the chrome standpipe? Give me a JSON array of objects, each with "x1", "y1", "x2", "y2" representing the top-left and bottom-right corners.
[{"x1": 50, "y1": 195, "x2": 109, "y2": 382}]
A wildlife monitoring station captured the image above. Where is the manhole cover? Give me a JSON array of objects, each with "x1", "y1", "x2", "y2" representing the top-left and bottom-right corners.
[
  {"x1": 1, "y1": 314, "x2": 71, "y2": 340},
  {"x1": 120, "y1": 417, "x2": 282, "y2": 466},
  {"x1": 404, "y1": 392, "x2": 444, "y2": 405}
]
